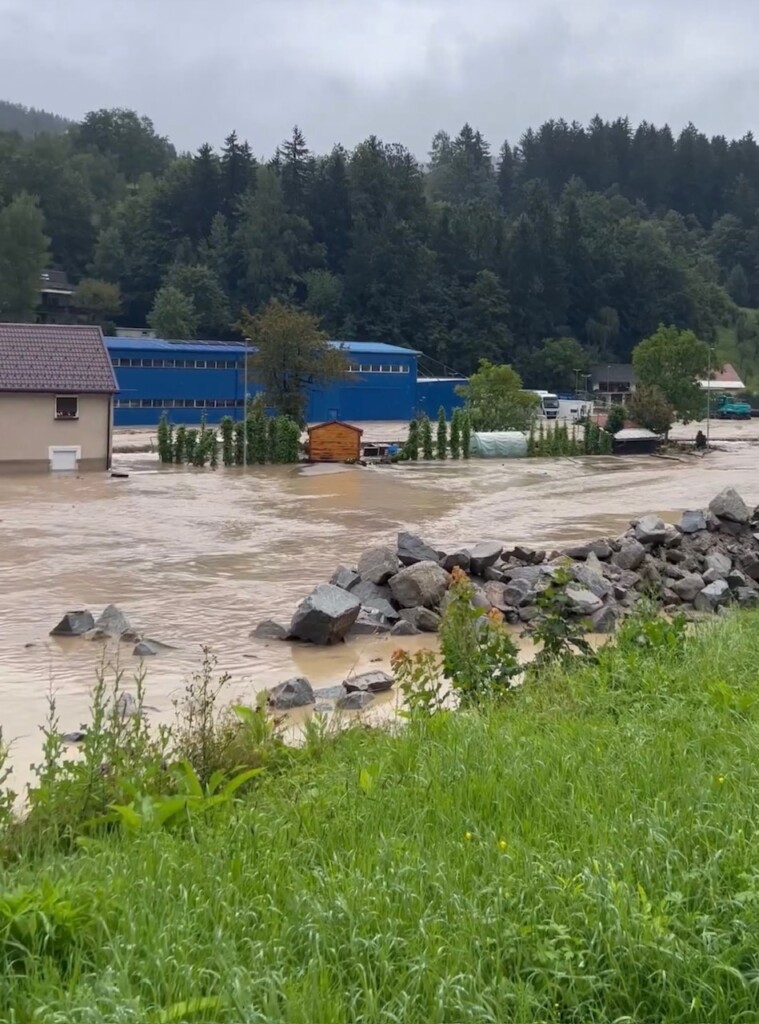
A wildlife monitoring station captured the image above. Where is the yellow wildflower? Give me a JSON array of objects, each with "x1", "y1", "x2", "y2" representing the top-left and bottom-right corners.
[
  {"x1": 498, "y1": 839, "x2": 508, "y2": 851},
  {"x1": 464, "y1": 831, "x2": 473, "y2": 841}
]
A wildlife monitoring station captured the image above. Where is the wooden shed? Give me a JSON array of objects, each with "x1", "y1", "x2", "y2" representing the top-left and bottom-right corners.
[{"x1": 307, "y1": 420, "x2": 363, "y2": 463}]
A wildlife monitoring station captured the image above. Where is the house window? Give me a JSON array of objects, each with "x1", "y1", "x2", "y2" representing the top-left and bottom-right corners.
[{"x1": 55, "y1": 395, "x2": 79, "y2": 420}]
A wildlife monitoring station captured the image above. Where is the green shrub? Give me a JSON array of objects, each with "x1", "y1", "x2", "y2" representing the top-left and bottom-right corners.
[{"x1": 436, "y1": 407, "x2": 447, "y2": 459}]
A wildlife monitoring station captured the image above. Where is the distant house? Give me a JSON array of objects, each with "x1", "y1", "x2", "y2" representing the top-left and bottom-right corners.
[
  {"x1": 0, "y1": 324, "x2": 117, "y2": 473},
  {"x1": 307, "y1": 420, "x2": 363, "y2": 462},
  {"x1": 699, "y1": 362, "x2": 745, "y2": 393},
  {"x1": 591, "y1": 364, "x2": 636, "y2": 404},
  {"x1": 38, "y1": 269, "x2": 75, "y2": 323}
]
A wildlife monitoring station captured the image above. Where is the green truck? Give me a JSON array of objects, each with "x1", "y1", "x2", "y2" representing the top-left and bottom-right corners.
[{"x1": 715, "y1": 393, "x2": 752, "y2": 419}]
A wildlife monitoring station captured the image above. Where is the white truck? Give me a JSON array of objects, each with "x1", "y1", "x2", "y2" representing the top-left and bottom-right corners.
[{"x1": 524, "y1": 390, "x2": 560, "y2": 420}]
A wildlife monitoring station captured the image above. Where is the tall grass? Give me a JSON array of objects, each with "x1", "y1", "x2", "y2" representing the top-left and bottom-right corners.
[{"x1": 4, "y1": 613, "x2": 759, "y2": 1020}]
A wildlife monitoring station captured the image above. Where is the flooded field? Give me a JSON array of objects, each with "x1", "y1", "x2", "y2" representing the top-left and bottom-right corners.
[{"x1": 1, "y1": 441, "x2": 758, "y2": 787}]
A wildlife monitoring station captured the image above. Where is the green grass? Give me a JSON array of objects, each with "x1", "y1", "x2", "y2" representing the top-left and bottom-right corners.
[
  {"x1": 4, "y1": 613, "x2": 759, "y2": 1021},
  {"x1": 716, "y1": 309, "x2": 759, "y2": 390}
]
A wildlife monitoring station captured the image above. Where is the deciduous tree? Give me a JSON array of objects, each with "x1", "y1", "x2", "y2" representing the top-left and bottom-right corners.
[
  {"x1": 0, "y1": 193, "x2": 49, "y2": 320},
  {"x1": 632, "y1": 324, "x2": 709, "y2": 427}
]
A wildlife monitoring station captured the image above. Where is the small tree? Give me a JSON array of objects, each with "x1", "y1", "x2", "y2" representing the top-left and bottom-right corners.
[
  {"x1": 220, "y1": 417, "x2": 235, "y2": 466},
  {"x1": 174, "y1": 425, "x2": 187, "y2": 463},
  {"x1": 628, "y1": 384, "x2": 674, "y2": 436},
  {"x1": 240, "y1": 300, "x2": 349, "y2": 425},
  {"x1": 157, "y1": 412, "x2": 173, "y2": 463},
  {"x1": 420, "y1": 415, "x2": 434, "y2": 460},
  {"x1": 456, "y1": 359, "x2": 539, "y2": 431},
  {"x1": 250, "y1": 405, "x2": 268, "y2": 464},
  {"x1": 147, "y1": 285, "x2": 198, "y2": 339},
  {"x1": 233, "y1": 422, "x2": 245, "y2": 465},
  {"x1": 461, "y1": 410, "x2": 472, "y2": 459},
  {"x1": 436, "y1": 407, "x2": 448, "y2": 459},
  {"x1": 527, "y1": 421, "x2": 536, "y2": 456},
  {"x1": 632, "y1": 324, "x2": 709, "y2": 432},
  {"x1": 450, "y1": 409, "x2": 462, "y2": 459},
  {"x1": 404, "y1": 419, "x2": 420, "y2": 461},
  {"x1": 267, "y1": 416, "x2": 279, "y2": 463},
  {"x1": 606, "y1": 403, "x2": 627, "y2": 435},
  {"x1": 74, "y1": 278, "x2": 121, "y2": 327}
]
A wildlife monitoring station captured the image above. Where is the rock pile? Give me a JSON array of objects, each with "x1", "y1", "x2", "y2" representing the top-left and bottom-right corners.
[
  {"x1": 262, "y1": 487, "x2": 759, "y2": 646},
  {"x1": 49, "y1": 605, "x2": 170, "y2": 657},
  {"x1": 267, "y1": 670, "x2": 394, "y2": 713}
]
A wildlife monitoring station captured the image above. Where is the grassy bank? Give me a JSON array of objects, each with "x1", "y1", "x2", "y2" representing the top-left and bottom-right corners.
[{"x1": 4, "y1": 612, "x2": 759, "y2": 1021}]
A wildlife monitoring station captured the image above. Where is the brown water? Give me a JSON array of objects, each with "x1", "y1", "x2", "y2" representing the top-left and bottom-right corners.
[{"x1": 1, "y1": 445, "x2": 757, "y2": 788}]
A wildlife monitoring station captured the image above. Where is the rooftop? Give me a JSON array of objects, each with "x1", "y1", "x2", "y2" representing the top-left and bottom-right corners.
[
  {"x1": 0, "y1": 324, "x2": 117, "y2": 394},
  {"x1": 106, "y1": 337, "x2": 420, "y2": 357},
  {"x1": 699, "y1": 362, "x2": 745, "y2": 390}
]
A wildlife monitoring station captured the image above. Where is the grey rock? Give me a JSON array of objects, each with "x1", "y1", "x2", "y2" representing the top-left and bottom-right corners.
[
  {"x1": 734, "y1": 587, "x2": 759, "y2": 607},
  {"x1": 744, "y1": 559, "x2": 759, "y2": 582},
  {"x1": 289, "y1": 584, "x2": 361, "y2": 645},
  {"x1": 663, "y1": 526, "x2": 682, "y2": 549},
  {"x1": 482, "y1": 566, "x2": 505, "y2": 582},
  {"x1": 389, "y1": 619, "x2": 421, "y2": 636},
  {"x1": 501, "y1": 565, "x2": 544, "y2": 585},
  {"x1": 571, "y1": 563, "x2": 612, "y2": 599},
  {"x1": 564, "y1": 585, "x2": 603, "y2": 615},
  {"x1": 61, "y1": 730, "x2": 87, "y2": 744},
  {"x1": 397, "y1": 532, "x2": 439, "y2": 566},
  {"x1": 389, "y1": 561, "x2": 449, "y2": 609},
  {"x1": 115, "y1": 692, "x2": 139, "y2": 718},
  {"x1": 268, "y1": 677, "x2": 315, "y2": 710},
  {"x1": 670, "y1": 573, "x2": 704, "y2": 603},
  {"x1": 343, "y1": 670, "x2": 394, "y2": 694},
  {"x1": 563, "y1": 539, "x2": 613, "y2": 560},
  {"x1": 399, "y1": 607, "x2": 442, "y2": 632},
  {"x1": 330, "y1": 565, "x2": 361, "y2": 591},
  {"x1": 518, "y1": 605, "x2": 540, "y2": 623},
  {"x1": 709, "y1": 487, "x2": 750, "y2": 524},
  {"x1": 612, "y1": 539, "x2": 646, "y2": 571},
  {"x1": 357, "y1": 546, "x2": 400, "y2": 585},
  {"x1": 501, "y1": 578, "x2": 535, "y2": 608},
  {"x1": 313, "y1": 684, "x2": 345, "y2": 701},
  {"x1": 702, "y1": 568, "x2": 722, "y2": 586},
  {"x1": 718, "y1": 519, "x2": 749, "y2": 538},
  {"x1": 727, "y1": 569, "x2": 751, "y2": 592},
  {"x1": 590, "y1": 604, "x2": 618, "y2": 634},
  {"x1": 349, "y1": 611, "x2": 395, "y2": 636},
  {"x1": 470, "y1": 588, "x2": 492, "y2": 611},
  {"x1": 662, "y1": 588, "x2": 682, "y2": 606},
  {"x1": 50, "y1": 610, "x2": 95, "y2": 637},
  {"x1": 639, "y1": 556, "x2": 663, "y2": 587},
  {"x1": 483, "y1": 581, "x2": 510, "y2": 611},
  {"x1": 510, "y1": 546, "x2": 545, "y2": 565},
  {"x1": 93, "y1": 604, "x2": 132, "y2": 638},
  {"x1": 440, "y1": 550, "x2": 471, "y2": 573},
  {"x1": 336, "y1": 690, "x2": 376, "y2": 711},
  {"x1": 666, "y1": 548, "x2": 687, "y2": 564},
  {"x1": 251, "y1": 619, "x2": 288, "y2": 641},
  {"x1": 705, "y1": 551, "x2": 732, "y2": 578},
  {"x1": 133, "y1": 641, "x2": 158, "y2": 657},
  {"x1": 351, "y1": 580, "x2": 397, "y2": 620},
  {"x1": 613, "y1": 583, "x2": 629, "y2": 601},
  {"x1": 694, "y1": 579, "x2": 731, "y2": 613},
  {"x1": 664, "y1": 564, "x2": 686, "y2": 580},
  {"x1": 585, "y1": 552, "x2": 606, "y2": 576},
  {"x1": 678, "y1": 510, "x2": 707, "y2": 534},
  {"x1": 634, "y1": 514, "x2": 669, "y2": 545},
  {"x1": 467, "y1": 541, "x2": 504, "y2": 576},
  {"x1": 691, "y1": 532, "x2": 717, "y2": 555}
]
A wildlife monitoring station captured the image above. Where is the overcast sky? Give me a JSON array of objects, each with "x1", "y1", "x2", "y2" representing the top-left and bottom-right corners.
[{"x1": 0, "y1": 0, "x2": 756, "y2": 158}]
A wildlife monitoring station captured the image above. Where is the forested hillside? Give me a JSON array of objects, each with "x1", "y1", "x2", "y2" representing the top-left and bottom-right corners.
[
  {"x1": 1, "y1": 107, "x2": 759, "y2": 386},
  {"x1": 0, "y1": 100, "x2": 71, "y2": 138}
]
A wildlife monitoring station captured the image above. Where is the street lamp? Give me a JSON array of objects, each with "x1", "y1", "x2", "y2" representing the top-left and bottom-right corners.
[
  {"x1": 706, "y1": 346, "x2": 712, "y2": 448},
  {"x1": 574, "y1": 368, "x2": 581, "y2": 395}
]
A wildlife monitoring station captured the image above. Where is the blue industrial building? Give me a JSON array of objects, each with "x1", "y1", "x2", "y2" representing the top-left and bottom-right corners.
[{"x1": 107, "y1": 338, "x2": 423, "y2": 427}]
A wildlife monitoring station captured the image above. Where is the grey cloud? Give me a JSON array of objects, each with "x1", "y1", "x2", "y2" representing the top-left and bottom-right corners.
[{"x1": 0, "y1": 0, "x2": 756, "y2": 156}]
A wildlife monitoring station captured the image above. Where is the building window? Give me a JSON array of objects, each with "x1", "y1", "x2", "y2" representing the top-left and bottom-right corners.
[{"x1": 55, "y1": 395, "x2": 78, "y2": 420}]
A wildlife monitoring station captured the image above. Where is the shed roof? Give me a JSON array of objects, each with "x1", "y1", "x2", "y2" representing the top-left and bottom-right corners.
[
  {"x1": 614, "y1": 428, "x2": 660, "y2": 440},
  {"x1": 591, "y1": 364, "x2": 636, "y2": 385},
  {"x1": 308, "y1": 420, "x2": 364, "y2": 435},
  {"x1": 107, "y1": 337, "x2": 419, "y2": 357},
  {"x1": 0, "y1": 324, "x2": 117, "y2": 394}
]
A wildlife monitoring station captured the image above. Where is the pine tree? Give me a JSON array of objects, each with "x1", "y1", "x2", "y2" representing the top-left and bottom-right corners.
[
  {"x1": 436, "y1": 407, "x2": 448, "y2": 459},
  {"x1": 220, "y1": 417, "x2": 235, "y2": 466},
  {"x1": 450, "y1": 409, "x2": 462, "y2": 459},
  {"x1": 461, "y1": 411, "x2": 472, "y2": 459},
  {"x1": 267, "y1": 416, "x2": 279, "y2": 463},
  {"x1": 405, "y1": 419, "x2": 420, "y2": 461},
  {"x1": 251, "y1": 406, "x2": 268, "y2": 464},
  {"x1": 234, "y1": 422, "x2": 245, "y2": 465},
  {"x1": 174, "y1": 425, "x2": 187, "y2": 463},
  {"x1": 157, "y1": 412, "x2": 172, "y2": 463},
  {"x1": 209, "y1": 435, "x2": 219, "y2": 469},
  {"x1": 420, "y1": 415, "x2": 434, "y2": 459}
]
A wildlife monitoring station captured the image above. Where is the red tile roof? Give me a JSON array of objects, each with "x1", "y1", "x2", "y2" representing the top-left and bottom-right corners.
[{"x1": 0, "y1": 324, "x2": 117, "y2": 394}]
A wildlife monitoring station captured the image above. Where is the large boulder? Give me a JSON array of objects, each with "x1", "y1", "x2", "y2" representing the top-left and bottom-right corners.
[
  {"x1": 349, "y1": 611, "x2": 395, "y2": 636},
  {"x1": 564, "y1": 539, "x2": 613, "y2": 561},
  {"x1": 351, "y1": 580, "x2": 398, "y2": 621},
  {"x1": 612, "y1": 539, "x2": 646, "y2": 571},
  {"x1": 705, "y1": 551, "x2": 732, "y2": 578},
  {"x1": 590, "y1": 604, "x2": 618, "y2": 634},
  {"x1": 483, "y1": 581, "x2": 510, "y2": 611},
  {"x1": 268, "y1": 677, "x2": 315, "y2": 710},
  {"x1": 289, "y1": 584, "x2": 361, "y2": 645},
  {"x1": 93, "y1": 604, "x2": 132, "y2": 638},
  {"x1": 397, "y1": 532, "x2": 439, "y2": 566},
  {"x1": 694, "y1": 580, "x2": 731, "y2": 613},
  {"x1": 467, "y1": 541, "x2": 503, "y2": 576},
  {"x1": 727, "y1": 569, "x2": 751, "y2": 592},
  {"x1": 571, "y1": 563, "x2": 612, "y2": 600},
  {"x1": 634, "y1": 515, "x2": 668, "y2": 545},
  {"x1": 330, "y1": 566, "x2": 361, "y2": 591},
  {"x1": 357, "y1": 546, "x2": 400, "y2": 585},
  {"x1": 398, "y1": 607, "x2": 442, "y2": 632},
  {"x1": 389, "y1": 561, "x2": 449, "y2": 609},
  {"x1": 440, "y1": 550, "x2": 471, "y2": 573},
  {"x1": 501, "y1": 577, "x2": 535, "y2": 608},
  {"x1": 564, "y1": 585, "x2": 603, "y2": 616},
  {"x1": 735, "y1": 587, "x2": 759, "y2": 607},
  {"x1": 390, "y1": 619, "x2": 421, "y2": 636},
  {"x1": 671, "y1": 573, "x2": 705, "y2": 602},
  {"x1": 678, "y1": 510, "x2": 707, "y2": 534},
  {"x1": 709, "y1": 488, "x2": 750, "y2": 524},
  {"x1": 133, "y1": 640, "x2": 158, "y2": 657},
  {"x1": 343, "y1": 670, "x2": 394, "y2": 694},
  {"x1": 502, "y1": 565, "x2": 544, "y2": 585},
  {"x1": 50, "y1": 610, "x2": 95, "y2": 637},
  {"x1": 336, "y1": 690, "x2": 376, "y2": 711}
]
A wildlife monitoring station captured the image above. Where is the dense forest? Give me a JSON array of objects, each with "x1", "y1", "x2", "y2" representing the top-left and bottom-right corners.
[
  {"x1": 0, "y1": 100, "x2": 72, "y2": 138},
  {"x1": 1, "y1": 106, "x2": 759, "y2": 386}
]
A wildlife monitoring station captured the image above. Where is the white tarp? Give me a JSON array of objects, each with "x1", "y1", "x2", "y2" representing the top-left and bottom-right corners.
[{"x1": 469, "y1": 431, "x2": 528, "y2": 458}]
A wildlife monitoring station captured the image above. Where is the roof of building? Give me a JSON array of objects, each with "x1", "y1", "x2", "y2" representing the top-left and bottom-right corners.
[
  {"x1": 591, "y1": 364, "x2": 636, "y2": 385},
  {"x1": 39, "y1": 269, "x2": 74, "y2": 294},
  {"x1": 0, "y1": 324, "x2": 118, "y2": 394},
  {"x1": 614, "y1": 427, "x2": 660, "y2": 440},
  {"x1": 308, "y1": 420, "x2": 364, "y2": 435},
  {"x1": 699, "y1": 362, "x2": 746, "y2": 390},
  {"x1": 106, "y1": 337, "x2": 420, "y2": 357}
]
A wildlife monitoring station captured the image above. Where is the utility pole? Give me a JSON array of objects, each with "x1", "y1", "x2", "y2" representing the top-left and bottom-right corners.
[
  {"x1": 574, "y1": 368, "x2": 581, "y2": 395},
  {"x1": 706, "y1": 346, "x2": 712, "y2": 448},
  {"x1": 243, "y1": 337, "x2": 249, "y2": 469}
]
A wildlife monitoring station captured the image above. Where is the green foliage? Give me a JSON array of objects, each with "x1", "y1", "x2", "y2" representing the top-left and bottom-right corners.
[
  {"x1": 0, "y1": 193, "x2": 50, "y2": 320},
  {"x1": 460, "y1": 410, "x2": 471, "y2": 458},
  {"x1": 527, "y1": 567, "x2": 595, "y2": 669},
  {"x1": 435, "y1": 406, "x2": 447, "y2": 460},
  {"x1": 147, "y1": 285, "x2": 198, "y2": 340},
  {"x1": 266, "y1": 415, "x2": 279, "y2": 463},
  {"x1": 73, "y1": 278, "x2": 121, "y2": 326},
  {"x1": 420, "y1": 415, "x2": 434, "y2": 459},
  {"x1": 628, "y1": 384, "x2": 675, "y2": 436},
  {"x1": 606, "y1": 403, "x2": 627, "y2": 435},
  {"x1": 404, "y1": 419, "x2": 420, "y2": 461},
  {"x1": 156, "y1": 412, "x2": 173, "y2": 463},
  {"x1": 250, "y1": 403, "x2": 268, "y2": 464},
  {"x1": 457, "y1": 359, "x2": 539, "y2": 431},
  {"x1": 241, "y1": 300, "x2": 347, "y2": 424},
  {"x1": 220, "y1": 416, "x2": 235, "y2": 466},
  {"x1": 449, "y1": 408, "x2": 462, "y2": 459},
  {"x1": 633, "y1": 324, "x2": 710, "y2": 428},
  {"x1": 183, "y1": 429, "x2": 199, "y2": 463},
  {"x1": 173, "y1": 425, "x2": 186, "y2": 463},
  {"x1": 233, "y1": 421, "x2": 245, "y2": 465},
  {"x1": 528, "y1": 336, "x2": 590, "y2": 393}
]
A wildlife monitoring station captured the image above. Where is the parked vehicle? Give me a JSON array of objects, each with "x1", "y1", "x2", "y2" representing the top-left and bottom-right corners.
[
  {"x1": 715, "y1": 393, "x2": 752, "y2": 420},
  {"x1": 524, "y1": 390, "x2": 560, "y2": 420}
]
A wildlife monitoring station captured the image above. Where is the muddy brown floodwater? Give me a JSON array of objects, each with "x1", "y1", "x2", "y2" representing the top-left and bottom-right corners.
[{"x1": 1, "y1": 443, "x2": 757, "y2": 790}]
